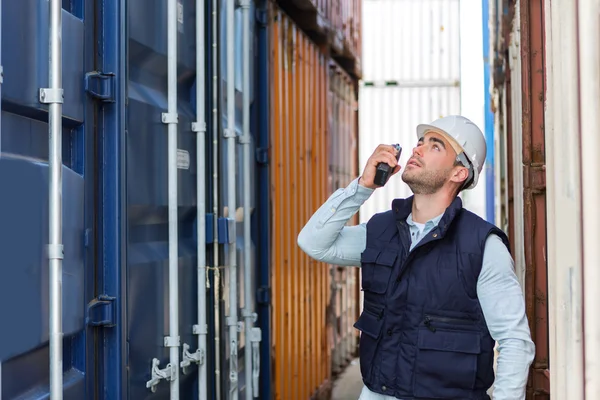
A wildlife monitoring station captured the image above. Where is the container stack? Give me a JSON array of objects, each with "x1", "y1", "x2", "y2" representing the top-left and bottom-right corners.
[{"x1": 268, "y1": 1, "x2": 363, "y2": 398}]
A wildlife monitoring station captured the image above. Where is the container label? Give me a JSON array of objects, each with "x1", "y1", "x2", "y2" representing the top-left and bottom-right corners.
[{"x1": 177, "y1": 149, "x2": 190, "y2": 170}]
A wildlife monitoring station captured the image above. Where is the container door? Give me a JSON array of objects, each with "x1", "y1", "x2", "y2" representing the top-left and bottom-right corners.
[
  {"x1": 98, "y1": 0, "x2": 202, "y2": 398},
  {"x1": 0, "y1": 0, "x2": 99, "y2": 398}
]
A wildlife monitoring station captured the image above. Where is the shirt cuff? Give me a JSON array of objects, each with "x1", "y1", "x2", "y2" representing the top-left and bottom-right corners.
[{"x1": 349, "y1": 177, "x2": 375, "y2": 201}]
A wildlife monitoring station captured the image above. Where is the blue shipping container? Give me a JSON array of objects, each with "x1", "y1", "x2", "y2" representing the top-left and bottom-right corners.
[{"x1": 0, "y1": 0, "x2": 271, "y2": 398}]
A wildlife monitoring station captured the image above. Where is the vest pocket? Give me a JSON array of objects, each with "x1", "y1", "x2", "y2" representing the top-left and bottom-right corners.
[
  {"x1": 413, "y1": 326, "x2": 481, "y2": 398},
  {"x1": 353, "y1": 305, "x2": 385, "y2": 379},
  {"x1": 360, "y1": 248, "x2": 397, "y2": 293}
]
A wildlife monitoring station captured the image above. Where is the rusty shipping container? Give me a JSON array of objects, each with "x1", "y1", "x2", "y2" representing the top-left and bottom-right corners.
[
  {"x1": 490, "y1": 0, "x2": 549, "y2": 398},
  {"x1": 328, "y1": 60, "x2": 361, "y2": 376},
  {"x1": 275, "y1": 0, "x2": 363, "y2": 79},
  {"x1": 269, "y1": 5, "x2": 360, "y2": 400},
  {"x1": 491, "y1": 0, "x2": 600, "y2": 398}
]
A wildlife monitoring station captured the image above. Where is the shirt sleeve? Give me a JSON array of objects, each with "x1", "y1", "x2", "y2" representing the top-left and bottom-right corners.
[
  {"x1": 297, "y1": 177, "x2": 373, "y2": 267},
  {"x1": 477, "y1": 234, "x2": 536, "y2": 400}
]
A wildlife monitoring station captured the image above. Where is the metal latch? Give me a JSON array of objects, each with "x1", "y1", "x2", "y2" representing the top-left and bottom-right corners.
[
  {"x1": 86, "y1": 295, "x2": 116, "y2": 327},
  {"x1": 85, "y1": 71, "x2": 116, "y2": 102},
  {"x1": 146, "y1": 358, "x2": 174, "y2": 392}
]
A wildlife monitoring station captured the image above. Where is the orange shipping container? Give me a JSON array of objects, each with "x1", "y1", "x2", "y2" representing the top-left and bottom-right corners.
[
  {"x1": 275, "y1": 0, "x2": 363, "y2": 78},
  {"x1": 269, "y1": 4, "x2": 360, "y2": 399}
]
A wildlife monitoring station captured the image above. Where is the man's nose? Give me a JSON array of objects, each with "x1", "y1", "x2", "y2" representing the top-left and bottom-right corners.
[{"x1": 413, "y1": 145, "x2": 424, "y2": 158}]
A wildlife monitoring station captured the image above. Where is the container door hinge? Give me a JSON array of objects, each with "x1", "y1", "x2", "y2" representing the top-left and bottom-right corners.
[
  {"x1": 256, "y1": 286, "x2": 271, "y2": 305},
  {"x1": 218, "y1": 217, "x2": 235, "y2": 244},
  {"x1": 255, "y1": 8, "x2": 268, "y2": 26},
  {"x1": 85, "y1": 71, "x2": 116, "y2": 103},
  {"x1": 256, "y1": 148, "x2": 269, "y2": 165},
  {"x1": 86, "y1": 295, "x2": 116, "y2": 327}
]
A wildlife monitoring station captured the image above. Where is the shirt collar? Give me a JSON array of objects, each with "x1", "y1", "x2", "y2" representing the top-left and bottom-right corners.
[{"x1": 406, "y1": 212, "x2": 444, "y2": 229}]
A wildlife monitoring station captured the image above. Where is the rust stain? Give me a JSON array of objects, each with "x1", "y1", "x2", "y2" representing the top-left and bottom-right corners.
[{"x1": 518, "y1": 0, "x2": 550, "y2": 398}]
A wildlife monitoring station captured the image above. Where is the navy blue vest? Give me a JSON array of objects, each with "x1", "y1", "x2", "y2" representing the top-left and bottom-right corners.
[{"x1": 354, "y1": 196, "x2": 510, "y2": 399}]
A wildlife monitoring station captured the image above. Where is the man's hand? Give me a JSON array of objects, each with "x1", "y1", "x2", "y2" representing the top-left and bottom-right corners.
[{"x1": 358, "y1": 144, "x2": 402, "y2": 189}]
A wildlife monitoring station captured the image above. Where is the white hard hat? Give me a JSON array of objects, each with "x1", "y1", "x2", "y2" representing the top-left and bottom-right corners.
[{"x1": 416, "y1": 115, "x2": 486, "y2": 190}]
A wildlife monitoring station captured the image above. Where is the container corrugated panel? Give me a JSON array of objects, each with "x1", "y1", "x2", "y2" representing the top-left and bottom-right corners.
[
  {"x1": 327, "y1": 60, "x2": 360, "y2": 375},
  {"x1": 270, "y1": 7, "x2": 331, "y2": 400},
  {"x1": 269, "y1": 5, "x2": 360, "y2": 399},
  {"x1": 358, "y1": 0, "x2": 461, "y2": 223},
  {"x1": 0, "y1": 2, "x2": 92, "y2": 398}
]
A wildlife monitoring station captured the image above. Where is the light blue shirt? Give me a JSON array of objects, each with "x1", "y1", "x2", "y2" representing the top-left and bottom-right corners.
[{"x1": 297, "y1": 177, "x2": 535, "y2": 400}]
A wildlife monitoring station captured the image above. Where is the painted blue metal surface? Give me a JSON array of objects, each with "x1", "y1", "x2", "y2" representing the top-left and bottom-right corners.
[
  {"x1": 0, "y1": 1, "x2": 90, "y2": 398},
  {"x1": 0, "y1": 157, "x2": 85, "y2": 399},
  {"x1": 254, "y1": 1, "x2": 272, "y2": 398},
  {"x1": 98, "y1": 0, "x2": 128, "y2": 397},
  {"x1": 1, "y1": 0, "x2": 268, "y2": 398},
  {"x1": 482, "y1": 0, "x2": 495, "y2": 224},
  {"x1": 123, "y1": 0, "x2": 198, "y2": 398}
]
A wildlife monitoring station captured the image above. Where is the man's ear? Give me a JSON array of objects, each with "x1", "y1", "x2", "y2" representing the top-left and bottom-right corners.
[{"x1": 450, "y1": 166, "x2": 469, "y2": 185}]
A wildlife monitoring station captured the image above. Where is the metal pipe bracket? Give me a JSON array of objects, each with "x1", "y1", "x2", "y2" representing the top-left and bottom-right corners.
[
  {"x1": 226, "y1": 317, "x2": 243, "y2": 332},
  {"x1": 223, "y1": 128, "x2": 236, "y2": 138},
  {"x1": 46, "y1": 244, "x2": 64, "y2": 260},
  {"x1": 161, "y1": 112, "x2": 179, "y2": 124},
  {"x1": 164, "y1": 335, "x2": 180, "y2": 348},
  {"x1": 191, "y1": 121, "x2": 207, "y2": 133},
  {"x1": 193, "y1": 323, "x2": 208, "y2": 335},
  {"x1": 242, "y1": 309, "x2": 258, "y2": 323},
  {"x1": 238, "y1": 134, "x2": 251, "y2": 144},
  {"x1": 39, "y1": 88, "x2": 64, "y2": 104}
]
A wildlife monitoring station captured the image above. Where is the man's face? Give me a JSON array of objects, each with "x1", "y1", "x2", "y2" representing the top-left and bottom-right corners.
[{"x1": 401, "y1": 131, "x2": 459, "y2": 195}]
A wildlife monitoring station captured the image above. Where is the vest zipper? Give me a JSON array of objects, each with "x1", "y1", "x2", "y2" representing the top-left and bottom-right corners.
[
  {"x1": 424, "y1": 316, "x2": 436, "y2": 332},
  {"x1": 424, "y1": 314, "x2": 474, "y2": 332}
]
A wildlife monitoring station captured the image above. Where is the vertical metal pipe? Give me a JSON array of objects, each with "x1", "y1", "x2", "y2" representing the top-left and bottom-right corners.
[
  {"x1": 225, "y1": 0, "x2": 239, "y2": 398},
  {"x1": 166, "y1": 0, "x2": 180, "y2": 397},
  {"x1": 577, "y1": 0, "x2": 600, "y2": 396},
  {"x1": 239, "y1": 1, "x2": 260, "y2": 399},
  {"x1": 195, "y1": 0, "x2": 208, "y2": 397},
  {"x1": 546, "y1": 0, "x2": 585, "y2": 397},
  {"x1": 212, "y1": 0, "x2": 221, "y2": 395},
  {"x1": 48, "y1": 0, "x2": 64, "y2": 398}
]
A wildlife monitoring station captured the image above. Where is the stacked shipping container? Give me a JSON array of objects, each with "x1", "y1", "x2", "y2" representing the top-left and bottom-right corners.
[
  {"x1": 490, "y1": 0, "x2": 600, "y2": 398},
  {"x1": 0, "y1": 0, "x2": 361, "y2": 399},
  {"x1": 277, "y1": 0, "x2": 363, "y2": 79},
  {"x1": 269, "y1": 3, "x2": 361, "y2": 399}
]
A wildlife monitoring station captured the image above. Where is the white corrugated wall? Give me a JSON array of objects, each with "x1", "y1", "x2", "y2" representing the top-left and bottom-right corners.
[{"x1": 358, "y1": 0, "x2": 487, "y2": 223}]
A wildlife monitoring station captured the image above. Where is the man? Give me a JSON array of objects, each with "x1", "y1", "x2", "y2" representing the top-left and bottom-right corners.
[{"x1": 297, "y1": 115, "x2": 535, "y2": 400}]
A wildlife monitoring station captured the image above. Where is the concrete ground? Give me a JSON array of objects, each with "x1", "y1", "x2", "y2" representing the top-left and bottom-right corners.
[{"x1": 331, "y1": 359, "x2": 363, "y2": 400}]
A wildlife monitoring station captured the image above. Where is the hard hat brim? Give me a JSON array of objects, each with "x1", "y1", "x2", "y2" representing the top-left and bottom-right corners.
[{"x1": 416, "y1": 123, "x2": 465, "y2": 157}]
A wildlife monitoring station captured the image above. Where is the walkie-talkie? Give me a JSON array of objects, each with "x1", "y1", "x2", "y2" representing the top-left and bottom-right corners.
[{"x1": 373, "y1": 144, "x2": 402, "y2": 187}]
